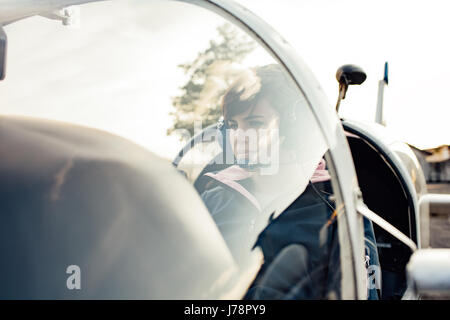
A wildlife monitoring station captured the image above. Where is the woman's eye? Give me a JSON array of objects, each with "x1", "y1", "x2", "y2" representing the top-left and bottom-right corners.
[{"x1": 248, "y1": 121, "x2": 264, "y2": 128}]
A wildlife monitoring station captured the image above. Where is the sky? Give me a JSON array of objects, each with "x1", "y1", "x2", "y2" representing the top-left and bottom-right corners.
[{"x1": 0, "y1": 0, "x2": 448, "y2": 159}]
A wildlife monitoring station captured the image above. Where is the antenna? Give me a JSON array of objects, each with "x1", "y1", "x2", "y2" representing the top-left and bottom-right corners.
[{"x1": 375, "y1": 62, "x2": 389, "y2": 126}]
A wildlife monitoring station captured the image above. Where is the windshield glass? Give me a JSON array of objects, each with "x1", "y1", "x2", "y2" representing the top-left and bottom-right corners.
[{"x1": 1, "y1": 0, "x2": 346, "y2": 299}]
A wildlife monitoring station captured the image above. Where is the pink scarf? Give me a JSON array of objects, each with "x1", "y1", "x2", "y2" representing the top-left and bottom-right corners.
[
  {"x1": 204, "y1": 159, "x2": 331, "y2": 210},
  {"x1": 310, "y1": 158, "x2": 331, "y2": 183}
]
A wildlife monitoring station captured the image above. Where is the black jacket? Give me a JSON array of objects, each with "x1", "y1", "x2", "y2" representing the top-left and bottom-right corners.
[{"x1": 202, "y1": 178, "x2": 380, "y2": 299}]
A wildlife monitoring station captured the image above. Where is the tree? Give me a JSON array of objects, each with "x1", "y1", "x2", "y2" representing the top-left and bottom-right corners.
[{"x1": 167, "y1": 23, "x2": 256, "y2": 138}]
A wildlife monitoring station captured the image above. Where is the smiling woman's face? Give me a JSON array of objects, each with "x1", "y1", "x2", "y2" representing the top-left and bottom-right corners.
[{"x1": 226, "y1": 98, "x2": 280, "y2": 165}]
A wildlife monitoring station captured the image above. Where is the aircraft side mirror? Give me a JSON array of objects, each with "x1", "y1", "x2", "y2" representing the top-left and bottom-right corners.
[
  {"x1": 336, "y1": 64, "x2": 367, "y2": 86},
  {"x1": 0, "y1": 26, "x2": 6, "y2": 81},
  {"x1": 407, "y1": 249, "x2": 450, "y2": 297},
  {"x1": 335, "y1": 64, "x2": 366, "y2": 112}
]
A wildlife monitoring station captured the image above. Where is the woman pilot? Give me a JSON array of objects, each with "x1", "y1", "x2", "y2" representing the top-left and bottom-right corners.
[{"x1": 200, "y1": 64, "x2": 380, "y2": 300}]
